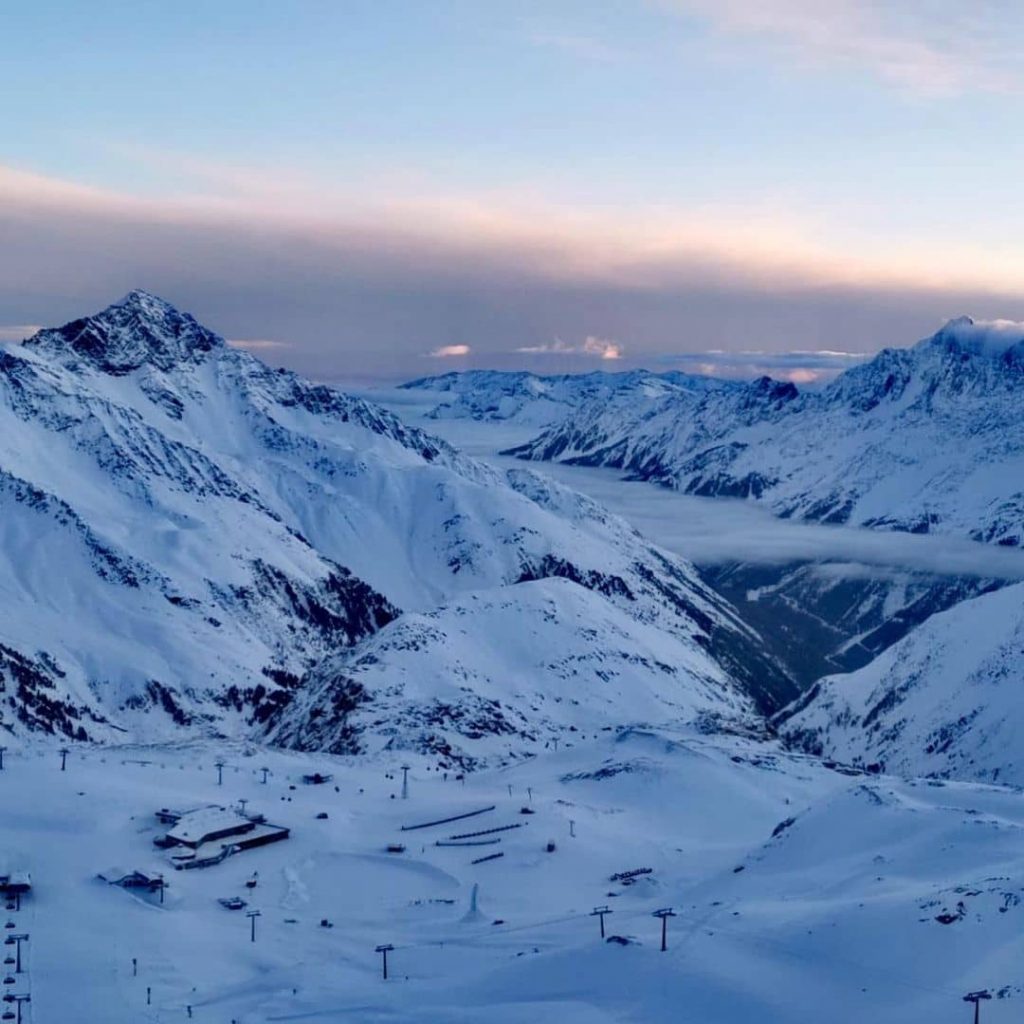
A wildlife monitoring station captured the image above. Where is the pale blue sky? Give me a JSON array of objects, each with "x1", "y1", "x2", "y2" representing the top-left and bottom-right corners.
[{"x1": 3, "y1": 1, "x2": 1024, "y2": 380}]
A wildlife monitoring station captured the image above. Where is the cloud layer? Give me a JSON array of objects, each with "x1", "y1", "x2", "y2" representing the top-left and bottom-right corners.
[
  {"x1": 3, "y1": 159, "x2": 1023, "y2": 380},
  {"x1": 668, "y1": 1, "x2": 1024, "y2": 96},
  {"x1": 665, "y1": 347, "x2": 872, "y2": 381},
  {"x1": 522, "y1": 458, "x2": 1024, "y2": 580},
  {"x1": 517, "y1": 336, "x2": 622, "y2": 360}
]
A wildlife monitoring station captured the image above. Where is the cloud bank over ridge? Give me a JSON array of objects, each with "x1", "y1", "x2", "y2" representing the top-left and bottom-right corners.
[{"x1": 3, "y1": 159, "x2": 1024, "y2": 380}]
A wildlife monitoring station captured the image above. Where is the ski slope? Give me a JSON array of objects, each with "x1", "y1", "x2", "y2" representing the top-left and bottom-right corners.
[{"x1": 3, "y1": 732, "x2": 1023, "y2": 1023}]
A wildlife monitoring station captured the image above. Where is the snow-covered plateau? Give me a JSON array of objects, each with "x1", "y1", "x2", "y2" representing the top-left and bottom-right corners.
[{"x1": 4, "y1": 730, "x2": 1023, "y2": 1023}]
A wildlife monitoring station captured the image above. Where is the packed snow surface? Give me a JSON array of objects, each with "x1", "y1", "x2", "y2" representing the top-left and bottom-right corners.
[{"x1": 5, "y1": 731, "x2": 1024, "y2": 1023}]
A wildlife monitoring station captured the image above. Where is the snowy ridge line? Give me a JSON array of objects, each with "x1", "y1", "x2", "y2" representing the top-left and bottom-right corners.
[
  {"x1": 449, "y1": 822, "x2": 525, "y2": 840},
  {"x1": 399, "y1": 807, "x2": 496, "y2": 831}
]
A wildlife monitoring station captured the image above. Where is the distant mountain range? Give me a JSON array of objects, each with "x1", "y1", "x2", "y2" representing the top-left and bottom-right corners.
[
  {"x1": 0, "y1": 291, "x2": 788, "y2": 761},
  {"x1": 402, "y1": 320, "x2": 1024, "y2": 783},
  {"x1": 475, "y1": 318, "x2": 1024, "y2": 546},
  {"x1": 400, "y1": 368, "x2": 723, "y2": 429}
]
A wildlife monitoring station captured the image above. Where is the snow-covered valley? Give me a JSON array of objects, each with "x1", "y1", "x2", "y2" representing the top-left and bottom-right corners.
[
  {"x1": 370, "y1": 387, "x2": 1024, "y2": 691},
  {"x1": 383, "y1": 346, "x2": 1024, "y2": 799}
]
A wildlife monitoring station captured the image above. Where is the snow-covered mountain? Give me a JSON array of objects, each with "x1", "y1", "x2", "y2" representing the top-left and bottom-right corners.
[
  {"x1": 0, "y1": 291, "x2": 790, "y2": 755},
  {"x1": 397, "y1": 330, "x2": 1024, "y2": 781},
  {"x1": 271, "y1": 577, "x2": 758, "y2": 768},
  {"x1": 400, "y1": 368, "x2": 727, "y2": 429},
  {"x1": 777, "y1": 580, "x2": 1024, "y2": 785},
  {"x1": 508, "y1": 317, "x2": 1024, "y2": 545}
]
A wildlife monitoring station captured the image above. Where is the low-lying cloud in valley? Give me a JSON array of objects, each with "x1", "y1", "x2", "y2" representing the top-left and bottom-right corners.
[{"x1": 493, "y1": 456, "x2": 1024, "y2": 582}]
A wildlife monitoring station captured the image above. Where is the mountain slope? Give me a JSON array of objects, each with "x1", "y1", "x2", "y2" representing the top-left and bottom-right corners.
[
  {"x1": 0, "y1": 291, "x2": 786, "y2": 748},
  {"x1": 703, "y1": 561, "x2": 1003, "y2": 689},
  {"x1": 777, "y1": 580, "x2": 1024, "y2": 785},
  {"x1": 270, "y1": 577, "x2": 759, "y2": 768},
  {"x1": 508, "y1": 318, "x2": 1024, "y2": 545}
]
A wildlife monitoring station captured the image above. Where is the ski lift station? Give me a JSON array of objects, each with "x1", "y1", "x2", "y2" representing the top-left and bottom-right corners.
[
  {"x1": 0, "y1": 866, "x2": 31, "y2": 896},
  {"x1": 154, "y1": 805, "x2": 289, "y2": 870},
  {"x1": 97, "y1": 867, "x2": 164, "y2": 892}
]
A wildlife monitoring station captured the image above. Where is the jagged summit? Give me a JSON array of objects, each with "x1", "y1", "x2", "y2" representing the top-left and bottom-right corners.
[
  {"x1": 921, "y1": 315, "x2": 1024, "y2": 361},
  {"x1": 23, "y1": 290, "x2": 224, "y2": 375}
]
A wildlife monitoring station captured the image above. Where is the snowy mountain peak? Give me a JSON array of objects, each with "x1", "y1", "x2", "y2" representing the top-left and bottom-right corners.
[
  {"x1": 0, "y1": 293, "x2": 794, "y2": 752},
  {"x1": 743, "y1": 375, "x2": 800, "y2": 408},
  {"x1": 116, "y1": 287, "x2": 174, "y2": 311},
  {"x1": 23, "y1": 290, "x2": 224, "y2": 375},
  {"x1": 922, "y1": 315, "x2": 1024, "y2": 361},
  {"x1": 939, "y1": 314, "x2": 975, "y2": 331}
]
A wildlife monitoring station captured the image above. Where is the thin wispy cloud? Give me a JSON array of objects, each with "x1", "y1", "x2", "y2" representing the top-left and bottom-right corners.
[
  {"x1": 666, "y1": 0, "x2": 1024, "y2": 96},
  {"x1": 673, "y1": 348, "x2": 872, "y2": 369},
  {"x1": 429, "y1": 344, "x2": 472, "y2": 358},
  {"x1": 0, "y1": 324, "x2": 41, "y2": 343},
  {"x1": 664, "y1": 347, "x2": 872, "y2": 381},
  {"x1": 227, "y1": 338, "x2": 292, "y2": 351},
  {"x1": 528, "y1": 31, "x2": 627, "y2": 63},
  {"x1": 517, "y1": 336, "x2": 623, "y2": 360}
]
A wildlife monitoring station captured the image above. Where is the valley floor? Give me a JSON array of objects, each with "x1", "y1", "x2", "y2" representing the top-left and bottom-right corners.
[{"x1": 3, "y1": 733, "x2": 1023, "y2": 1023}]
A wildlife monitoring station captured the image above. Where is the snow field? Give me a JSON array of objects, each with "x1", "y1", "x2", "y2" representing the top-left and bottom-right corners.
[{"x1": 4, "y1": 731, "x2": 1024, "y2": 1022}]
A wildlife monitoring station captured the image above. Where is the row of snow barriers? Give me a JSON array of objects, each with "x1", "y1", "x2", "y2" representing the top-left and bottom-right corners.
[
  {"x1": 400, "y1": 806, "x2": 520, "y2": 865},
  {"x1": 1, "y1": 878, "x2": 30, "y2": 1022}
]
